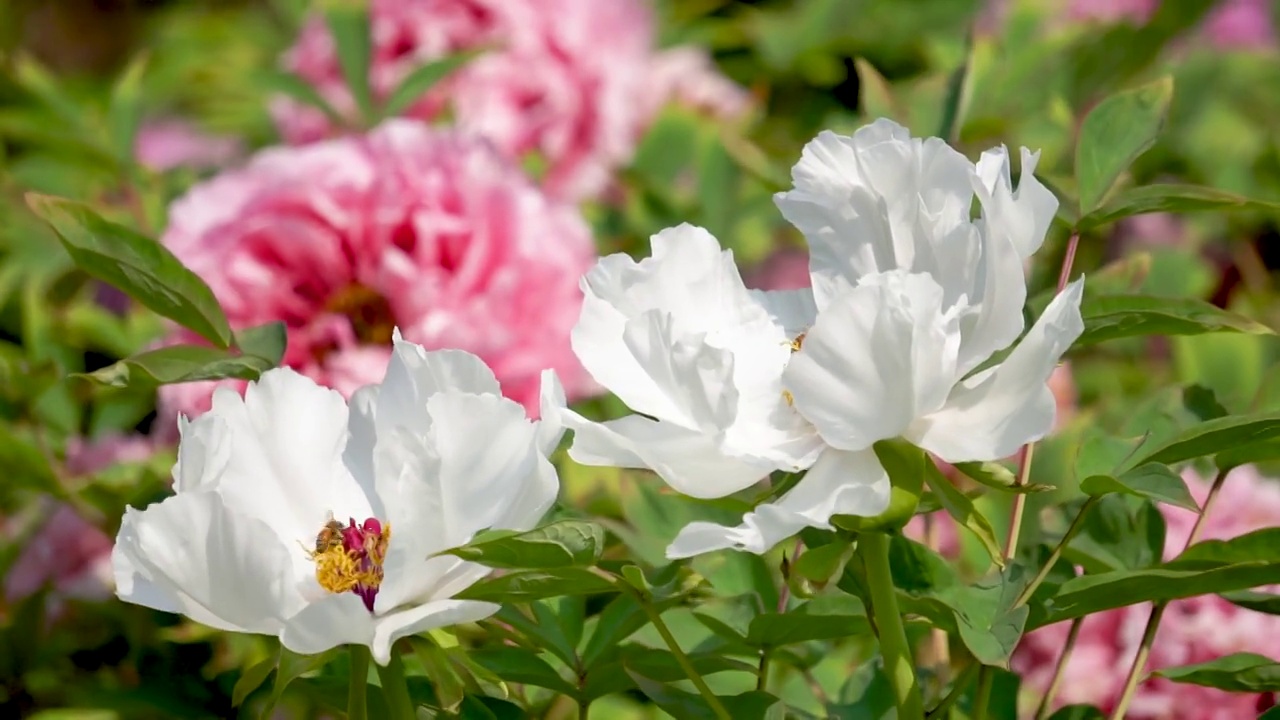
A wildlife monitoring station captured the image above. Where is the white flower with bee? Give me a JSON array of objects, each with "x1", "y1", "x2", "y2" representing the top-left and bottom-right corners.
[{"x1": 112, "y1": 333, "x2": 564, "y2": 664}]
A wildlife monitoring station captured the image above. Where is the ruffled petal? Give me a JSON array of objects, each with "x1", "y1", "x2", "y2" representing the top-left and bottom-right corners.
[
  {"x1": 113, "y1": 492, "x2": 305, "y2": 634},
  {"x1": 370, "y1": 599, "x2": 499, "y2": 665},
  {"x1": 908, "y1": 278, "x2": 1085, "y2": 461},
  {"x1": 784, "y1": 271, "x2": 961, "y2": 452},
  {"x1": 974, "y1": 146, "x2": 1059, "y2": 260},
  {"x1": 562, "y1": 409, "x2": 774, "y2": 498},
  {"x1": 666, "y1": 447, "x2": 890, "y2": 557},
  {"x1": 280, "y1": 593, "x2": 374, "y2": 657}
]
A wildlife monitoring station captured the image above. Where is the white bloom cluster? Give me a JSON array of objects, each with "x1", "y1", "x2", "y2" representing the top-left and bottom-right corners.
[{"x1": 561, "y1": 119, "x2": 1083, "y2": 557}]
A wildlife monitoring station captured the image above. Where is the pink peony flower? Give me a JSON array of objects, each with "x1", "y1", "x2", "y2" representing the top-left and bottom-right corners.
[
  {"x1": 156, "y1": 119, "x2": 596, "y2": 425},
  {"x1": 5, "y1": 434, "x2": 154, "y2": 605},
  {"x1": 643, "y1": 47, "x2": 752, "y2": 122},
  {"x1": 1202, "y1": 0, "x2": 1276, "y2": 50},
  {"x1": 1014, "y1": 465, "x2": 1280, "y2": 718},
  {"x1": 134, "y1": 119, "x2": 244, "y2": 172},
  {"x1": 274, "y1": 0, "x2": 652, "y2": 201},
  {"x1": 1067, "y1": 0, "x2": 1275, "y2": 50}
]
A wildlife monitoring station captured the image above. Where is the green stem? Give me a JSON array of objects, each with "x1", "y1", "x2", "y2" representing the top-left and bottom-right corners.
[
  {"x1": 756, "y1": 650, "x2": 771, "y2": 691},
  {"x1": 374, "y1": 643, "x2": 415, "y2": 720},
  {"x1": 860, "y1": 532, "x2": 924, "y2": 720},
  {"x1": 1014, "y1": 496, "x2": 1099, "y2": 609},
  {"x1": 578, "y1": 698, "x2": 591, "y2": 720},
  {"x1": 972, "y1": 665, "x2": 994, "y2": 720},
  {"x1": 1109, "y1": 466, "x2": 1231, "y2": 720},
  {"x1": 1034, "y1": 617, "x2": 1082, "y2": 720},
  {"x1": 1003, "y1": 443, "x2": 1036, "y2": 562},
  {"x1": 636, "y1": 591, "x2": 731, "y2": 720},
  {"x1": 926, "y1": 661, "x2": 977, "y2": 719},
  {"x1": 348, "y1": 645, "x2": 370, "y2": 720}
]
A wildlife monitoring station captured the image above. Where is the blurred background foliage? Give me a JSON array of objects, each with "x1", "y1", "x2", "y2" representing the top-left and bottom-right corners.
[{"x1": 3, "y1": 0, "x2": 1280, "y2": 717}]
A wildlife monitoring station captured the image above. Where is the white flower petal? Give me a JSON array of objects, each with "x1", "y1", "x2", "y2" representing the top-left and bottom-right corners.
[
  {"x1": 374, "y1": 392, "x2": 554, "y2": 613},
  {"x1": 974, "y1": 146, "x2": 1059, "y2": 260},
  {"x1": 280, "y1": 593, "x2": 374, "y2": 657},
  {"x1": 666, "y1": 447, "x2": 890, "y2": 557},
  {"x1": 537, "y1": 368, "x2": 568, "y2": 456},
  {"x1": 784, "y1": 271, "x2": 960, "y2": 452},
  {"x1": 571, "y1": 224, "x2": 765, "y2": 425},
  {"x1": 750, "y1": 287, "x2": 818, "y2": 338},
  {"x1": 562, "y1": 408, "x2": 773, "y2": 498},
  {"x1": 113, "y1": 492, "x2": 303, "y2": 634},
  {"x1": 195, "y1": 369, "x2": 372, "y2": 543},
  {"x1": 953, "y1": 224, "x2": 1027, "y2": 376},
  {"x1": 774, "y1": 120, "x2": 975, "y2": 307},
  {"x1": 377, "y1": 336, "x2": 501, "y2": 438},
  {"x1": 908, "y1": 278, "x2": 1085, "y2": 461},
  {"x1": 370, "y1": 599, "x2": 499, "y2": 665}
]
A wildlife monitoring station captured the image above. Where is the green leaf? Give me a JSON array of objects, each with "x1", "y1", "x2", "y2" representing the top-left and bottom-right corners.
[
  {"x1": 1153, "y1": 653, "x2": 1280, "y2": 692},
  {"x1": 271, "y1": 648, "x2": 337, "y2": 709},
  {"x1": 791, "y1": 539, "x2": 855, "y2": 587},
  {"x1": 1076, "y1": 184, "x2": 1280, "y2": 231},
  {"x1": 107, "y1": 53, "x2": 149, "y2": 165},
  {"x1": 948, "y1": 568, "x2": 1030, "y2": 668},
  {"x1": 936, "y1": 30, "x2": 975, "y2": 142},
  {"x1": 1065, "y1": 495, "x2": 1164, "y2": 573},
  {"x1": 1079, "y1": 463, "x2": 1198, "y2": 511},
  {"x1": 0, "y1": 426, "x2": 62, "y2": 498},
  {"x1": 260, "y1": 71, "x2": 346, "y2": 127},
  {"x1": 1220, "y1": 589, "x2": 1280, "y2": 614},
  {"x1": 1123, "y1": 411, "x2": 1280, "y2": 470},
  {"x1": 582, "y1": 648, "x2": 756, "y2": 702},
  {"x1": 744, "y1": 594, "x2": 870, "y2": 647},
  {"x1": 1038, "y1": 528, "x2": 1280, "y2": 627},
  {"x1": 625, "y1": 667, "x2": 781, "y2": 720},
  {"x1": 1076, "y1": 294, "x2": 1273, "y2": 348},
  {"x1": 440, "y1": 520, "x2": 605, "y2": 569},
  {"x1": 72, "y1": 322, "x2": 287, "y2": 388},
  {"x1": 323, "y1": 0, "x2": 375, "y2": 123},
  {"x1": 381, "y1": 51, "x2": 481, "y2": 119},
  {"x1": 468, "y1": 648, "x2": 576, "y2": 696},
  {"x1": 579, "y1": 594, "x2": 652, "y2": 668},
  {"x1": 1074, "y1": 76, "x2": 1173, "y2": 216},
  {"x1": 1182, "y1": 384, "x2": 1229, "y2": 422},
  {"x1": 953, "y1": 461, "x2": 1053, "y2": 494},
  {"x1": 232, "y1": 654, "x2": 277, "y2": 707},
  {"x1": 831, "y1": 440, "x2": 923, "y2": 533},
  {"x1": 924, "y1": 458, "x2": 1005, "y2": 568},
  {"x1": 454, "y1": 568, "x2": 617, "y2": 602},
  {"x1": 25, "y1": 194, "x2": 233, "y2": 348},
  {"x1": 405, "y1": 636, "x2": 470, "y2": 712}
]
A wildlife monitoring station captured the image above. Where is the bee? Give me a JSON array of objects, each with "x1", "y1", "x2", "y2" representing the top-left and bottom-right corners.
[
  {"x1": 313, "y1": 517, "x2": 347, "y2": 555},
  {"x1": 787, "y1": 332, "x2": 807, "y2": 353}
]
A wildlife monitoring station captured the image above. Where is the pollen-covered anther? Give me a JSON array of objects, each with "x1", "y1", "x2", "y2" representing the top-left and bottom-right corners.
[{"x1": 308, "y1": 516, "x2": 392, "y2": 612}]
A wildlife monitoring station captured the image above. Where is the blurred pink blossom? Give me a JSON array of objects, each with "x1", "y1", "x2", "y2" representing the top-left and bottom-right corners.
[
  {"x1": 5, "y1": 434, "x2": 154, "y2": 605},
  {"x1": 1202, "y1": 0, "x2": 1276, "y2": 50},
  {"x1": 744, "y1": 247, "x2": 811, "y2": 292},
  {"x1": 274, "y1": 0, "x2": 746, "y2": 201},
  {"x1": 156, "y1": 119, "x2": 596, "y2": 426},
  {"x1": 1014, "y1": 465, "x2": 1280, "y2": 718},
  {"x1": 643, "y1": 47, "x2": 751, "y2": 121},
  {"x1": 1067, "y1": 0, "x2": 1275, "y2": 49},
  {"x1": 134, "y1": 119, "x2": 244, "y2": 172}
]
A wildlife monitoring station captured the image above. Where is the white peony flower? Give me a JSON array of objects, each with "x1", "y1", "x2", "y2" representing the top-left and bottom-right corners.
[
  {"x1": 665, "y1": 119, "x2": 1082, "y2": 557},
  {"x1": 112, "y1": 332, "x2": 564, "y2": 664},
  {"x1": 560, "y1": 223, "x2": 826, "y2": 498}
]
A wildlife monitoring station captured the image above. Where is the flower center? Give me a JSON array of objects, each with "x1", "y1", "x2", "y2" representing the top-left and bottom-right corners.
[
  {"x1": 307, "y1": 516, "x2": 391, "y2": 612},
  {"x1": 325, "y1": 283, "x2": 397, "y2": 346}
]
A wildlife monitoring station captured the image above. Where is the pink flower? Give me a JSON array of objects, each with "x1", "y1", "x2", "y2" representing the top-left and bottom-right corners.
[
  {"x1": 744, "y1": 247, "x2": 811, "y2": 292},
  {"x1": 1014, "y1": 465, "x2": 1280, "y2": 718},
  {"x1": 1067, "y1": 0, "x2": 1275, "y2": 50},
  {"x1": 274, "y1": 0, "x2": 653, "y2": 201},
  {"x1": 1068, "y1": 0, "x2": 1158, "y2": 24},
  {"x1": 134, "y1": 119, "x2": 244, "y2": 172},
  {"x1": 1202, "y1": 0, "x2": 1276, "y2": 50},
  {"x1": 156, "y1": 119, "x2": 596, "y2": 425},
  {"x1": 643, "y1": 47, "x2": 752, "y2": 122},
  {"x1": 5, "y1": 434, "x2": 154, "y2": 605}
]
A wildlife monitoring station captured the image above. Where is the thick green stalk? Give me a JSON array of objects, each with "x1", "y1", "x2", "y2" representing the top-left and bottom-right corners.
[
  {"x1": 374, "y1": 644, "x2": 415, "y2": 720},
  {"x1": 860, "y1": 532, "x2": 924, "y2": 720},
  {"x1": 348, "y1": 645, "x2": 370, "y2": 720}
]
